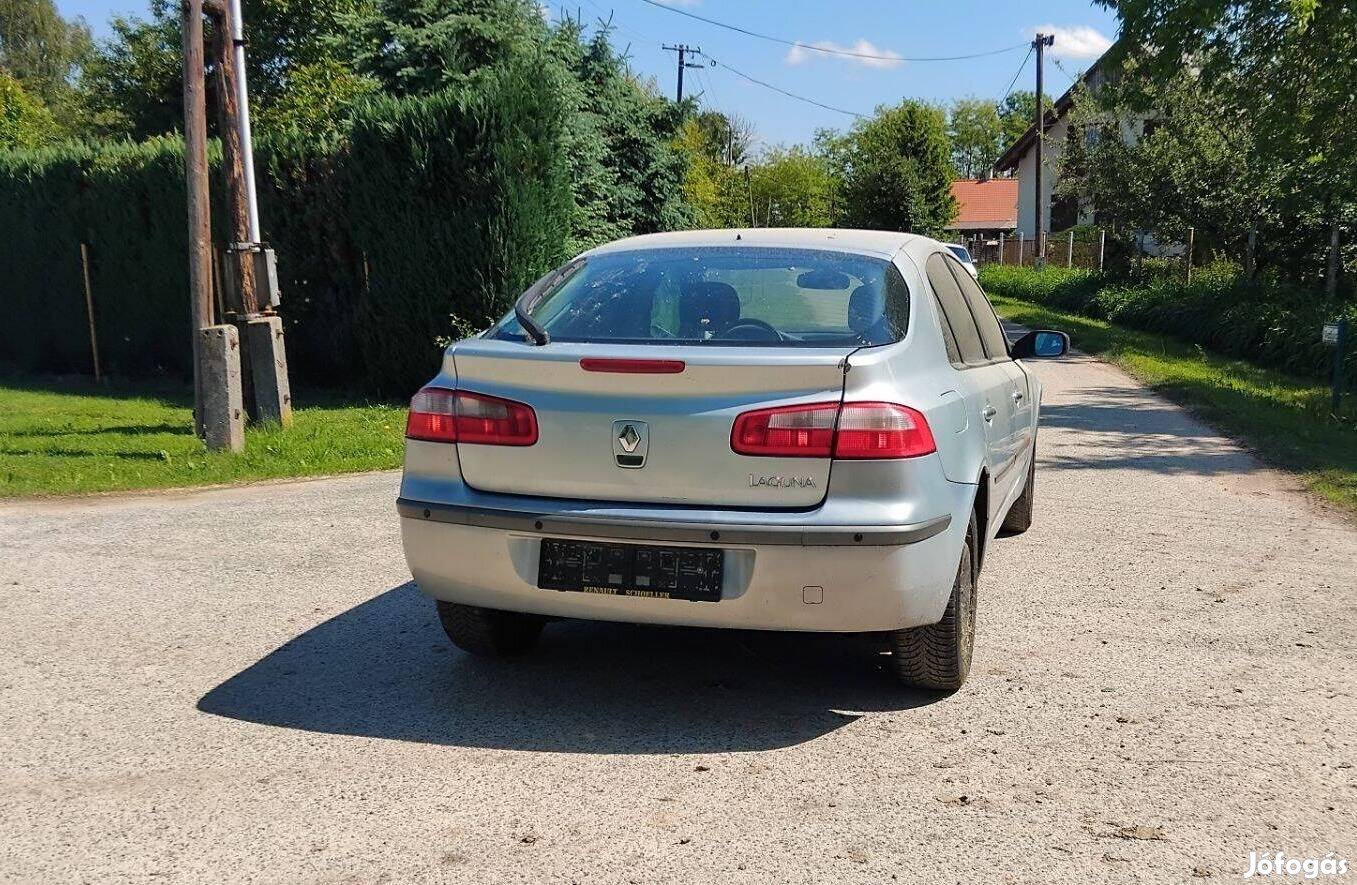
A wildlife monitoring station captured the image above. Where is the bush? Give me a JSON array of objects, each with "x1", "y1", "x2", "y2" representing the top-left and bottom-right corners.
[
  {"x1": 979, "y1": 263, "x2": 1357, "y2": 385},
  {"x1": 347, "y1": 62, "x2": 573, "y2": 394},
  {"x1": 0, "y1": 66, "x2": 572, "y2": 395},
  {"x1": 0, "y1": 137, "x2": 222, "y2": 378}
]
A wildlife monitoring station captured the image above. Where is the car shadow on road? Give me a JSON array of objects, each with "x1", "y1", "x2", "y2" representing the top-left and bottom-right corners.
[{"x1": 198, "y1": 582, "x2": 940, "y2": 754}]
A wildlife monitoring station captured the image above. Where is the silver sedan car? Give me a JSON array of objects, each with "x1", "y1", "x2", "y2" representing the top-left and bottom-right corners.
[{"x1": 398, "y1": 229, "x2": 1067, "y2": 690}]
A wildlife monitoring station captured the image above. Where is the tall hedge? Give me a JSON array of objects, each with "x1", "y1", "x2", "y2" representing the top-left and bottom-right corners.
[
  {"x1": 0, "y1": 137, "x2": 221, "y2": 378},
  {"x1": 347, "y1": 61, "x2": 572, "y2": 394},
  {"x1": 0, "y1": 65, "x2": 571, "y2": 394}
]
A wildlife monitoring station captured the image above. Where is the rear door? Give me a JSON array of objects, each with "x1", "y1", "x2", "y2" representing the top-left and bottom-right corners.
[
  {"x1": 450, "y1": 340, "x2": 850, "y2": 507},
  {"x1": 925, "y1": 252, "x2": 1014, "y2": 516},
  {"x1": 947, "y1": 257, "x2": 1032, "y2": 500}
]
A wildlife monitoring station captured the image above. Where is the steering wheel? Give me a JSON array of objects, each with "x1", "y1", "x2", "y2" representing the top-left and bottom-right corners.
[{"x1": 715, "y1": 319, "x2": 784, "y2": 342}]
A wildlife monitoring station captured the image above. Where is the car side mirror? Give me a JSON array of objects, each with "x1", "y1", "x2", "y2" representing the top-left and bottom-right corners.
[{"x1": 1009, "y1": 329, "x2": 1069, "y2": 359}]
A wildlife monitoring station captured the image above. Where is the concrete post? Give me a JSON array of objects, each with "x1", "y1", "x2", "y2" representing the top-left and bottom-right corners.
[
  {"x1": 199, "y1": 325, "x2": 245, "y2": 452},
  {"x1": 244, "y1": 315, "x2": 293, "y2": 426}
]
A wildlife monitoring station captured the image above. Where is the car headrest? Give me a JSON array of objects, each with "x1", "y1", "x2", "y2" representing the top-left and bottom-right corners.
[
  {"x1": 679, "y1": 281, "x2": 741, "y2": 337},
  {"x1": 847, "y1": 283, "x2": 885, "y2": 334}
]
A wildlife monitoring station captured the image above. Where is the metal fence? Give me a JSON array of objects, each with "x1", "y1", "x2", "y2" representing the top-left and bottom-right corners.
[{"x1": 965, "y1": 231, "x2": 1108, "y2": 271}]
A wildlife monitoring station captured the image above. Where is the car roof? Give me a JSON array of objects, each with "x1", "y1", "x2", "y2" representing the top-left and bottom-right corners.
[{"x1": 585, "y1": 228, "x2": 938, "y2": 259}]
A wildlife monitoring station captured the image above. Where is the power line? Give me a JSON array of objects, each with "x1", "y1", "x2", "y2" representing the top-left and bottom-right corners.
[
  {"x1": 1051, "y1": 56, "x2": 1081, "y2": 86},
  {"x1": 578, "y1": 0, "x2": 661, "y2": 46},
  {"x1": 998, "y1": 44, "x2": 1034, "y2": 109},
  {"x1": 633, "y1": 0, "x2": 1027, "y2": 63},
  {"x1": 702, "y1": 53, "x2": 865, "y2": 119}
]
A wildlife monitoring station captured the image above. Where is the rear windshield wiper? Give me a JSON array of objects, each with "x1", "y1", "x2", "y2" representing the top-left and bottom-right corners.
[{"x1": 514, "y1": 258, "x2": 586, "y2": 346}]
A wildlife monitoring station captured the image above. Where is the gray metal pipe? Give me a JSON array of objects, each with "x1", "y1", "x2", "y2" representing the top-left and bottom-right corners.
[{"x1": 228, "y1": 0, "x2": 260, "y2": 244}]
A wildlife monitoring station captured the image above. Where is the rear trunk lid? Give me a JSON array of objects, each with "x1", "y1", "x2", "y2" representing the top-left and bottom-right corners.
[{"x1": 449, "y1": 340, "x2": 850, "y2": 507}]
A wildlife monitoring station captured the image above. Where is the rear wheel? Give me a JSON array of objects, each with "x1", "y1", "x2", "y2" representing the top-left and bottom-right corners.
[
  {"x1": 1001, "y1": 446, "x2": 1036, "y2": 535},
  {"x1": 435, "y1": 601, "x2": 545, "y2": 657},
  {"x1": 889, "y1": 512, "x2": 977, "y2": 691}
]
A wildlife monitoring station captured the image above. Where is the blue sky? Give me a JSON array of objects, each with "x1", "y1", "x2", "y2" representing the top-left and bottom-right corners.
[{"x1": 56, "y1": 0, "x2": 1119, "y2": 148}]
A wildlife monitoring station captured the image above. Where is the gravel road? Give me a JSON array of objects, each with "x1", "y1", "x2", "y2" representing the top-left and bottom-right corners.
[{"x1": 2, "y1": 352, "x2": 1354, "y2": 884}]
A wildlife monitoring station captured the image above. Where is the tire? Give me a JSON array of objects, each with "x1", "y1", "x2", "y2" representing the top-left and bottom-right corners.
[
  {"x1": 435, "y1": 601, "x2": 545, "y2": 658},
  {"x1": 1001, "y1": 445, "x2": 1036, "y2": 535},
  {"x1": 889, "y1": 511, "x2": 978, "y2": 691}
]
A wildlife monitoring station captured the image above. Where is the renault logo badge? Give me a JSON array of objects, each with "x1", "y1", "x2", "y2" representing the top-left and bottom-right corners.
[{"x1": 612, "y1": 420, "x2": 649, "y2": 468}]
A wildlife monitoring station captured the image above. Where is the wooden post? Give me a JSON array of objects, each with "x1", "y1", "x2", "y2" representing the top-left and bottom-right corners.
[
  {"x1": 78, "y1": 243, "x2": 102, "y2": 383},
  {"x1": 1098, "y1": 229, "x2": 1106, "y2": 272},
  {"x1": 745, "y1": 166, "x2": 755, "y2": 227},
  {"x1": 1185, "y1": 226, "x2": 1195, "y2": 283},
  {"x1": 1067, "y1": 229, "x2": 1075, "y2": 268},
  {"x1": 206, "y1": 0, "x2": 257, "y2": 316},
  {"x1": 1326, "y1": 220, "x2": 1341, "y2": 297},
  {"x1": 183, "y1": 0, "x2": 214, "y2": 440}
]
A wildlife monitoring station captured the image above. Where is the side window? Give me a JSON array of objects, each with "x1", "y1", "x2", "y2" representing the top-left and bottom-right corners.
[
  {"x1": 931, "y1": 294, "x2": 963, "y2": 366},
  {"x1": 926, "y1": 253, "x2": 986, "y2": 366},
  {"x1": 947, "y1": 259, "x2": 1010, "y2": 360}
]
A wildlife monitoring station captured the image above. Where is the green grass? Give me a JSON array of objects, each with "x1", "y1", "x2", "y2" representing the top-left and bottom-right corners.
[
  {"x1": 990, "y1": 293, "x2": 1357, "y2": 517},
  {"x1": 0, "y1": 373, "x2": 406, "y2": 497}
]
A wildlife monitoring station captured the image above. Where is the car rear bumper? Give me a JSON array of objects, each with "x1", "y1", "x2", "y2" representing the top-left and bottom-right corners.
[{"x1": 398, "y1": 499, "x2": 965, "y2": 632}]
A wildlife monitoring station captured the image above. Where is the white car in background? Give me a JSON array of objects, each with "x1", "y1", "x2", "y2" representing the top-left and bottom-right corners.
[
  {"x1": 946, "y1": 244, "x2": 979, "y2": 279},
  {"x1": 398, "y1": 229, "x2": 1067, "y2": 690}
]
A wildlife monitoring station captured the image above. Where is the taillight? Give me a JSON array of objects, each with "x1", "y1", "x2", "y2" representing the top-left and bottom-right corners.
[
  {"x1": 832, "y1": 402, "x2": 936, "y2": 459},
  {"x1": 730, "y1": 401, "x2": 935, "y2": 460},
  {"x1": 405, "y1": 388, "x2": 538, "y2": 446},
  {"x1": 731, "y1": 402, "x2": 838, "y2": 457}
]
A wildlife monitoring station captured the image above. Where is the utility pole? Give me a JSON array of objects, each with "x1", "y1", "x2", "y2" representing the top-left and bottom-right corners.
[
  {"x1": 203, "y1": 0, "x2": 292, "y2": 428},
  {"x1": 207, "y1": 0, "x2": 257, "y2": 316},
  {"x1": 662, "y1": 44, "x2": 703, "y2": 102},
  {"x1": 1032, "y1": 32, "x2": 1054, "y2": 269},
  {"x1": 182, "y1": 0, "x2": 243, "y2": 452}
]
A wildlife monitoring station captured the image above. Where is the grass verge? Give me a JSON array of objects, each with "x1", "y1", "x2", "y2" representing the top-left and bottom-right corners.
[
  {"x1": 0, "y1": 372, "x2": 405, "y2": 497},
  {"x1": 990, "y1": 293, "x2": 1357, "y2": 517}
]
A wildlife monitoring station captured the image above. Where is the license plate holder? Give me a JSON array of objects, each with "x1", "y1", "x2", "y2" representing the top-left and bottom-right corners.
[{"x1": 537, "y1": 538, "x2": 723, "y2": 602}]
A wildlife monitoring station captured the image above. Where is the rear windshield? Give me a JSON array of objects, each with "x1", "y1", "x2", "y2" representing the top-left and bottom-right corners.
[{"x1": 491, "y1": 246, "x2": 910, "y2": 347}]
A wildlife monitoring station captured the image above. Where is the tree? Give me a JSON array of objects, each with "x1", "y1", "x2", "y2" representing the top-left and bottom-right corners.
[
  {"x1": 690, "y1": 110, "x2": 756, "y2": 166},
  {"x1": 1097, "y1": 0, "x2": 1357, "y2": 284},
  {"x1": 0, "y1": 0, "x2": 91, "y2": 131},
  {"x1": 948, "y1": 98, "x2": 1003, "y2": 178},
  {"x1": 347, "y1": 4, "x2": 690, "y2": 246},
  {"x1": 827, "y1": 100, "x2": 955, "y2": 235},
  {"x1": 76, "y1": 7, "x2": 181, "y2": 138},
  {"x1": 348, "y1": 0, "x2": 546, "y2": 96},
  {"x1": 678, "y1": 115, "x2": 743, "y2": 228},
  {"x1": 78, "y1": 0, "x2": 375, "y2": 140},
  {"x1": 749, "y1": 146, "x2": 834, "y2": 227},
  {"x1": 998, "y1": 90, "x2": 1037, "y2": 153},
  {"x1": 1058, "y1": 74, "x2": 1281, "y2": 268},
  {"x1": 0, "y1": 67, "x2": 58, "y2": 148}
]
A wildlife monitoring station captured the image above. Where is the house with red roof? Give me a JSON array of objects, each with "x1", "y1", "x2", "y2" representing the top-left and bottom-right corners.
[{"x1": 944, "y1": 177, "x2": 1019, "y2": 244}]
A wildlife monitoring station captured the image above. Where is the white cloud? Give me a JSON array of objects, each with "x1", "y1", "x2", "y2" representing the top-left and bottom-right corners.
[
  {"x1": 1034, "y1": 25, "x2": 1113, "y2": 60},
  {"x1": 784, "y1": 39, "x2": 903, "y2": 70}
]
